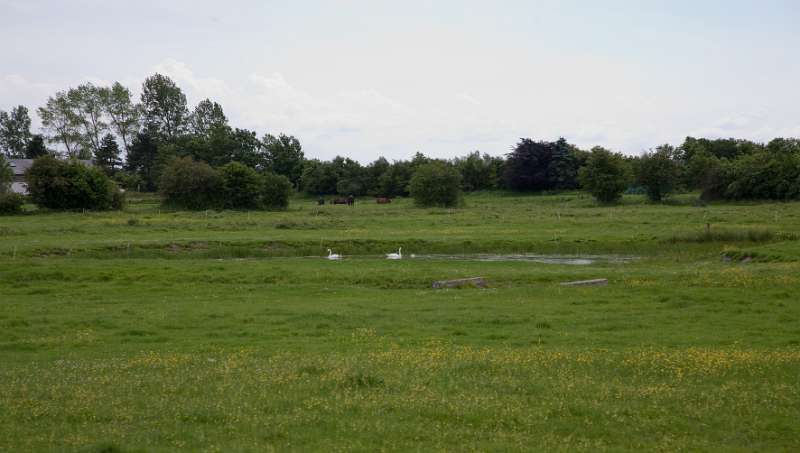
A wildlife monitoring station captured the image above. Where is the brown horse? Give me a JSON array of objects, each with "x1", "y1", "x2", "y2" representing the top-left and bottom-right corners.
[{"x1": 376, "y1": 197, "x2": 392, "y2": 204}]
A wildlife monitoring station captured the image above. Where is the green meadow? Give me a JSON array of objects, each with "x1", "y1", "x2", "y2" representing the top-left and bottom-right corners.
[{"x1": 1, "y1": 193, "x2": 799, "y2": 452}]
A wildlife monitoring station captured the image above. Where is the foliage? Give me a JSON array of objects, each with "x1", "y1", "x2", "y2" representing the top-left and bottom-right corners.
[
  {"x1": 159, "y1": 156, "x2": 223, "y2": 210},
  {"x1": 178, "y1": 126, "x2": 266, "y2": 169},
  {"x1": 454, "y1": 151, "x2": 501, "y2": 191},
  {"x1": 112, "y1": 171, "x2": 144, "y2": 191},
  {"x1": 24, "y1": 135, "x2": 48, "y2": 158},
  {"x1": 67, "y1": 83, "x2": 107, "y2": 155},
  {"x1": 408, "y1": 161, "x2": 463, "y2": 207},
  {"x1": 38, "y1": 91, "x2": 84, "y2": 158},
  {"x1": 125, "y1": 132, "x2": 160, "y2": 191},
  {"x1": 140, "y1": 73, "x2": 189, "y2": 139},
  {"x1": 25, "y1": 156, "x2": 123, "y2": 210},
  {"x1": 264, "y1": 133, "x2": 304, "y2": 187},
  {"x1": 332, "y1": 156, "x2": 368, "y2": 196},
  {"x1": 24, "y1": 73, "x2": 800, "y2": 205},
  {"x1": 376, "y1": 161, "x2": 414, "y2": 197},
  {"x1": 94, "y1": 134, "x2": 122, "y2": 175},
  {"x1": 503, "y1": 138, "x2": 582, "y2": 191},
  {"x1": 766, "y1": 137, "x2": 800, "y2": 155},
  {"x1": 190, "y1": 99, "x2": 228, "y2": 136},
  {"x1": 98, "y1": 82, "x2": 140, "y2": 151},
  {"x1": 261, "y1": 172, "x2": 292, "y2": 210},
  {"x1": 219, "y1": 162, "x2": 263, "y2": 209},
  {"x1": 0, "y1": 105, "x2": 33, "y2": 157},
  {"x1": 300, "y1": 159, "x2": 338, "y2": 195},
  {"x1": 0, "y1": 192, "x2": 24, "y2": 214},
  {"x1": 365, "y1": 157, "x2": 391, "y2": 195},
  {"x1": 635, "y1": 144, "x2": 680, "y2": 202},
  {"x1": 578, "y1": 147, "x2": 630, "y2": 203},
  {"x1": 0, "y1": 154, "x2": 12, "y2": 192},
  {"x1": 224, "y1": 128, "x2": 267, "y2": 169},
  {"x1": 678, "y1": 136, "x2": 762, "y2": 161},
  {"x1": 725, "y1": 149, "x2": 800, "y2": 200},
  {"x1": 682, "y1": 151, "x2": 730, "y2": 200}
]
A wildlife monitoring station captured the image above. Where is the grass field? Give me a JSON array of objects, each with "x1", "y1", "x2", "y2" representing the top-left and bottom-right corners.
[{"x1": 1, "y1": 192, "x2": 799, "y2": 452}]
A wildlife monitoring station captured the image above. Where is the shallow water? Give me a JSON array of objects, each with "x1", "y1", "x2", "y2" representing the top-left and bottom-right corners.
[
  {"x1": 313, "y1": 253, "x2": 635, "y2": 265},
  {"x1": 406, "y1": 254, "x2": 635, "y2": 265}
]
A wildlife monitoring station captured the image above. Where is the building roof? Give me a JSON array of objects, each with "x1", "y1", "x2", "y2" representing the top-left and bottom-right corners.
[
  {"x1": 9, "y1": 158, "x2": 93, "y2": 176},
  {"x1": 9, "y1": 159, "x2": 34, "y2": 176}
]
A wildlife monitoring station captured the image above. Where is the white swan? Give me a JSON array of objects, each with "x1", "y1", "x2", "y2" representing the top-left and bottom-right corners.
[
  {"x1": 386, "y1": 247, "x2": 402, "y2": 260},
  {"x1": 327, "y1": 248, "x2": 342, "y2": 260}
]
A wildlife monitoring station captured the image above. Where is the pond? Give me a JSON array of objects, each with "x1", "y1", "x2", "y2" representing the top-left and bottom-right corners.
[
  {"x1": 404, "y1": 254, "x2": 635, "y2": 265},
  {"x1": 310, "y1": 253, "x2": 636, "y2": 264}
]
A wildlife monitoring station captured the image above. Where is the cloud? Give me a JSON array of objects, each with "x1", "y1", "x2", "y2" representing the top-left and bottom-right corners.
[
  {"x1": 5, "y1": 56, "x2": 800, "y2": 162},
  {"x1": 149, "y1": 61, "x2": 432, "y2": 159},
  {"x1": 455, "y1": 93, "x2": 481, "y2": 106},
  {"x1": 0, "y1": 74, "x2": 58, "y2": 128},
  {"x1": 152, "y1": 59, "x2": 235, "y2": 104}
]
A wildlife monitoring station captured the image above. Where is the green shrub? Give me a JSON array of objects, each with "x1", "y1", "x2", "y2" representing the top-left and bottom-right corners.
[
  {"x1": 113, "y1": 171, "x2": 144, "y2": 191},
  {"x1": 578, "y1": 147, "x2": 630, "y2": 203},
  {"x1": 635, "y1": 145, "x2": 680, "y2": 202},
  {"x1": 0, "y1": 192, "x2": 24, "y2": 214},
  {"x1": 0, "y1": 155, "x2": 12, "y2": 192},
  {"x1": 159, "y1": 156, "x2": 222, "y2": 210},
  {"x1": 409, "y1": 161, "x2": 463, "y2": 207},
  {"x1": 220, "y1": 162, "x2": 263, "y2": 209},
  {"x1": 261, "y1": 172, "x2": 292, "y2": 210},
  {"x1": 25, "y1": 156, "x2": 123, "y2": 210},
  {"x1": 724, "y1": 150, "x2": 800, "y2": 200}
]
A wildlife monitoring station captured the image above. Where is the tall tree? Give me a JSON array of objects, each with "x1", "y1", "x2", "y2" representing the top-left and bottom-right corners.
[
  {"x1": 125, "y1": 131, "x2": 160, "y2": 191},
  {"x1": 95, "y1": 133, "x2": 122, "y2": 175},
  {"x1": 365, "y1": 157, "x2": 391, "y2": 195},
  {"x1": 377, "y1": 160, "x2": 414, "y2": 197},
  {"x1": 503, "y1": 138, "x2": 582, "y2": 192},
  {"x1": 99, "y1": 82, "x2": 140, "y2": 152},
  {"x1": 454, "y1": 151, "x2": 499, "y2": 191},
  {"x1": 38, "y1": 91, "x2": 83, "y2": 158},
  {"x1": 299, "y1": 159, "x2": 338, "y2": 195},
  {"x1": 0, "y1": 105, "x2": 33, "y2": 157},
  {"x1": 68, "y1": 83, "x2": 108, "y2": 154},
  {"x1": 140, "y1": 74, "x2": 189, "y2": 140},
  {"x1": 263, "y1": 133, "x2": 304, "y2": 187},
  {"x1": 331, "y1": 155, "x2": 367, "y2": 195},
  {"x1": 190, "y1": 99, "x2": 227, "y2": 136},
  {"x1": 25, "y1": 134, "x2": 48, "y2": 158}
]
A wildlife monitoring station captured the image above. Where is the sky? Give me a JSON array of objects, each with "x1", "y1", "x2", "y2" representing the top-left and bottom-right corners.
[{"x1": 2, "y1": 0, "x2": 800, "y2": 162}]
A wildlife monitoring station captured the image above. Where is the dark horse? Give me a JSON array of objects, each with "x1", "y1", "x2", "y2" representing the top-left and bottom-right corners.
[{"x1": 332, "y1": 196, "x2": 355, "y2": 206}]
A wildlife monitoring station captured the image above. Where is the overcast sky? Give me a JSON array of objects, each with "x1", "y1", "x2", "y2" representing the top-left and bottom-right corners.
[{"x1": 2, "y1": 0, "x2": 800, "y2": 161}]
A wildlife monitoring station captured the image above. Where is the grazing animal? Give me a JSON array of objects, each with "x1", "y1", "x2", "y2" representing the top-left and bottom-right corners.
[
  {"x1": 386, "y1": 247, "x2": 402, "y2": 260},
  {"x1": 376, "y1": 197, "x2": 392, "y2": 204},
  {"x1": 332, "y1": 198, "x2": 354, "y2": 206},
  {"x1": 327, "y1": 249, "x2": 342, "y2": 260}
]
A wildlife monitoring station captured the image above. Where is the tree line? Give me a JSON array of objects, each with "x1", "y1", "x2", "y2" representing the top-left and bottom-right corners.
[{"x1": 2, "y1": 72, "x2": 800, "y2": 210}]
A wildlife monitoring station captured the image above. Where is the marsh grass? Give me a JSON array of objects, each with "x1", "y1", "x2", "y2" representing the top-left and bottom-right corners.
[{"x1": 667, "y1": 227, "x2": 799, "y2": 244}]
